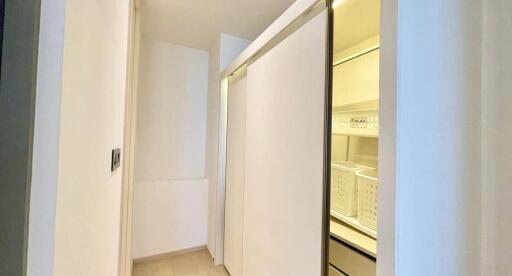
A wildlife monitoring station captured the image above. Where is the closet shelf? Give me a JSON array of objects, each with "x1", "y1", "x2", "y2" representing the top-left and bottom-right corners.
[
  {"x1": 331, "y1": 210, "x2": 377, "y2": 239},
  {"x1": 332, "y1": 99, "x2": 379, "y2": 113},
  {"x1": 330, "y1": 219, "x2": 377, "y2": 258},
  {"x1": 332, "y1": 109, "x2": 379, "y2": 137}
]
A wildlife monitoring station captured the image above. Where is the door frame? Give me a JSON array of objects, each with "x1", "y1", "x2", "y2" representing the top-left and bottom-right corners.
[
  {"x1": 213, "y1": 78, "x2": 229, "y2": 265},
  {"x1": 378, "y1": 0, "x2": 397, "y2": 275},
  {"x1": 118, "y1": 0, "x2": 141, "y2": 275},
  {"x1": 322, "y1": 1, "x2": 334, "y2": 275}
]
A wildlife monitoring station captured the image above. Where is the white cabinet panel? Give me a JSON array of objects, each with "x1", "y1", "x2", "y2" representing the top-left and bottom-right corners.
[
  {"x1": 333, "y1": 49, "x2": 379, "y2": 108},
  {"x1": 243, "y1": 10, "x2": 327, "y2": 276},
  {"x1": 329, "y1": 239, "x2": 376, "y2": 276},
  {"x1": 329, "y1": 265, "x2": 348, "y2": 276},
  {"x1": 224, "y1": 76, "x2": 247, "y2": 276}
]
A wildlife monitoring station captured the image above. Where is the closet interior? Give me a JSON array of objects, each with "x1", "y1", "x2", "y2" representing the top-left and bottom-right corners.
[{"x1": 329, "y1": 0, "x2": 380, "y2": 275}]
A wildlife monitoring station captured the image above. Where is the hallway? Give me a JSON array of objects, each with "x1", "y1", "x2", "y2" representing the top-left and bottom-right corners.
[
  {"x1": 4, "y1": 0, "x2": 511, "y2": 275},
  {"x1": 133, "y1": 249, "x2": 229, "y2": 276}
]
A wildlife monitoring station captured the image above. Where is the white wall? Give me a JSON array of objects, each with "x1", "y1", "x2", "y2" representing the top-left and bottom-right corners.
[
  {"x1": 28, "y1": 0, "x2": 65, "y2": 275},
  {"x1": 206, "y1": 36, "x2": 221, "y2": 255},
  {"x1": 135, "y1": 39, "x2": 208, "y2": 180},
  {"x1": 51, "y1": 0, "x2": 130, "y2": 275},
  {"x1": 394, "y1": 1, "x2": 482, "y2": 275},
  {"x1": 206, "y1": 33, "x2": 250, "y2": 259},
  {"x1": 481, "y1": 1, "x2": 512, "y2": 275},
  {"x1": 133, "y1": 179, "x2": 208, "y2": 259},
  {"x1": 220, "y1": 34, "x2": 252, "y2": 73},
  {"x1": 380, "y1": 1, "x2": 512, "y2": 275},
  {"x1": 133, "y1": 38, "x2": 209, "y2": 258}
]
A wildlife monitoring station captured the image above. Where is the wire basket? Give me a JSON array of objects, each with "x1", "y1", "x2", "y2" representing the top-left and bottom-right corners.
[
  {"x1": 356, "y1": 169, "x2": 378, "y2": 230},
  {"x1": 330, "y1": 162, "x2": 362, "y2": 217}
]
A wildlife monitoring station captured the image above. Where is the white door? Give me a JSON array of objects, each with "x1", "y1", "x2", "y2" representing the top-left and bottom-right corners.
[
  {"x1": 243, "y1": 10, "x2": 328, "y2": 276},
  {"x1": 224, "y1": 75, "x2": 247, "y2": 276}
]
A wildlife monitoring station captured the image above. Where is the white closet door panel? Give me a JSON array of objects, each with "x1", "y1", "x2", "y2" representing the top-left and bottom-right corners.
[
  {"x1": 243, "y1": 10, "x2": 327, "y2": 276},
  {"x1": 224, "y1": 76, "x2": 247, "y2": 276}
]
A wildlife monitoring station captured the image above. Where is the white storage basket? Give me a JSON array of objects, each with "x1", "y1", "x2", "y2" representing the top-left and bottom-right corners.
[
  {"x1": 356, "y1": 169, "x2": 378, "y2": 230},
  {"x1": 330, "y1": 162, "x2": 362, "y2": 217}
]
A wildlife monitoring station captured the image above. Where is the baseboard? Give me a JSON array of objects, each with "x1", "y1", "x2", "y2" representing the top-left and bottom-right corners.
[
  {"x1": 207, "y1": 246, "x2": 214, "y2": 258},
  {"x1": 133, "y1": 245, "x2": 207, "y2": 264},
  {"x1": 206, "y1": 246, "x2": 215, "y2": 262}
]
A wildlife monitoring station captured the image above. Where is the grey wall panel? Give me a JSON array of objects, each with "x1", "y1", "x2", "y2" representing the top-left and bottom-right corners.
[{"x1": 0, "y1": 0, "x2": 41, "y2": 275}]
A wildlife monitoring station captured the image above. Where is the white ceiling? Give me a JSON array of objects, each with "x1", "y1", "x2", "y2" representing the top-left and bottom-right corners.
[
  {"x1": 333, "y1": 0, "x2": 380, "y2": 53},
  {"x1": 141, "y1": 0, "x2": 296, "y2": 50}
]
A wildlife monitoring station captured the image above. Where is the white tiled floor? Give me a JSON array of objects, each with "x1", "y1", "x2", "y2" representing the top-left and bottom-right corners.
[{"x1": 133, "y1": 249, "x2": 229, "y2": 276}]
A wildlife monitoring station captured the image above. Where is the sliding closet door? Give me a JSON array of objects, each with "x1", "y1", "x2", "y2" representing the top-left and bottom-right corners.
[
  {"x1": 243, "y1": 10, "x2": 327, "y2": 276},
  {"x1": 224, "y1": 75, "x2": 247, "y2": 276}
]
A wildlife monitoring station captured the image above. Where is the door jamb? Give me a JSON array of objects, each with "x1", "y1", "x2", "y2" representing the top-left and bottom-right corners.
[
  {"x1": 213, "y1": 79, "x2": 229, "y2": 265},
  {"x1": 118, "y1": 0, "x2": 141, "y2": 275},
  {"x1": 322, "y1": 1, "x2": 334, "y2": 275}
]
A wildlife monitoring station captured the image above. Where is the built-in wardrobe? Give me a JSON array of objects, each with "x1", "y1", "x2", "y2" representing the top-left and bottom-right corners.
[
  {"x1": 221, "y1": 0, "x2": 380, "y2": 275},
  {"x1": 328, "y1": 0, "x2": 380, "y2": 275},
  {"x1": 223, "y1": 5, "x2": 327, "y2": 275}
]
